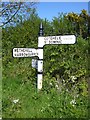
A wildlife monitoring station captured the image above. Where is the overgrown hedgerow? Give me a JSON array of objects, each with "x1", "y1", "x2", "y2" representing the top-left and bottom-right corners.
[{"x1": 2, "y1": 10, "x2": 89, "y2": 118}]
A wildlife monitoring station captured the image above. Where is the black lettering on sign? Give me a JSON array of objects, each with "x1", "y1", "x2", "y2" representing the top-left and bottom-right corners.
[
  {"x1": 14, "y1": 48, "x2": 18, "y2": 52},
  {"x1": 20, "y1": 49, "x2": 24, "y2": 52},
  {"x1": 49, "y1": 40, "x2": 62, "y2": 44},
  {"x1": 44, "y1": 37, "x2": 48, "y2": 41},
  {"x1": 25, "y1": 53, "x2": 28, "y2": 56},
  {"x1": 49, "y1": 40, "x2": 51, "y2": 44},
  {"x1": 59, "y1": 36, "x2": 60, "y2": 40}
]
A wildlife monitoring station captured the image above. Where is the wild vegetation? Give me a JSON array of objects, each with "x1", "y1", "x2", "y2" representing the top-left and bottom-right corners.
[{"x1": 2, "y1": 8, "x2": 90, "y2": 118}]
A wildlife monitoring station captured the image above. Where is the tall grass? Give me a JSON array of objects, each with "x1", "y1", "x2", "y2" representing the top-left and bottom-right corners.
[{"x1": 2, "y1": 77, "x2": 88, "y2": 118}]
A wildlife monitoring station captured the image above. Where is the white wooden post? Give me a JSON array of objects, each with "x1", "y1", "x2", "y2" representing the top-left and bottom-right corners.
[{"x1": 37, "y1": 23, "x2": 44, "y2": 90}]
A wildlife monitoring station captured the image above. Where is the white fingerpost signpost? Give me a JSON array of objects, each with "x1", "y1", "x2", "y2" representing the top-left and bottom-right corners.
[{"x1": 13, "y1": 23, "x2": 76, "y2": 90}]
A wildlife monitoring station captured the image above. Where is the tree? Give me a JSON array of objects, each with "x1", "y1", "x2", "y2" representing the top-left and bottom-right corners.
[
  {"x1": 0, "y1": 1, "x2": 37, "y2": 27},
  {"x1": 65, "y1": 9, "x2": 88, "y2": 39}
]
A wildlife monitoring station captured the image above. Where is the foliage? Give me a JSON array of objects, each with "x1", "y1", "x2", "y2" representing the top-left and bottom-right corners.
[
  {"x1": 65, "y1": 9, "x2": 89, "y2": 38},
  {"x1": 2, "y1": 9, "x2": 89, "y2": 118},
  {"x1": 0, "y1": 2, "x2": 37, "y2": 27},
  {"x1": 2, "y1": 77, "x2": 88, "y2": 118}
]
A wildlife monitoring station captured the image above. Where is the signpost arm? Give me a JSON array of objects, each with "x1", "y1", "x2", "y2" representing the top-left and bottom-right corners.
[{"x1": 37, "y1": 22, "x2": 44, "y2": 90}]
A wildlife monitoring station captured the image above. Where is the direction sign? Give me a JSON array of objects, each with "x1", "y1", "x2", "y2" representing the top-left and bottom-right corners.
[
  {"x1": 38, "y1": 35, "x2": 76, "y2": 47},
  {"x1": 13, "y1": 48, "x2": 38, "y2": 57}
]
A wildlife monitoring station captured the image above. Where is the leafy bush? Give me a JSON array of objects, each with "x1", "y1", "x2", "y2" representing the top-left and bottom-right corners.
[{"x1": 2, "y1": 11, "x2": 89, "y2": 118}]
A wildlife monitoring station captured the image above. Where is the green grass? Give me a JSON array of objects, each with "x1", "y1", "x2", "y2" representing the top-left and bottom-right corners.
[{"x1": 2, "y1": 77, "x2": 88, "y2": 118}]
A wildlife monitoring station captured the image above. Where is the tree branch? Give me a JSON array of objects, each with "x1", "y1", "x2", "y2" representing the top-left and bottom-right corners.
[{"x1": 0, "y1": 2, "x2": 22, "y2": 27}]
